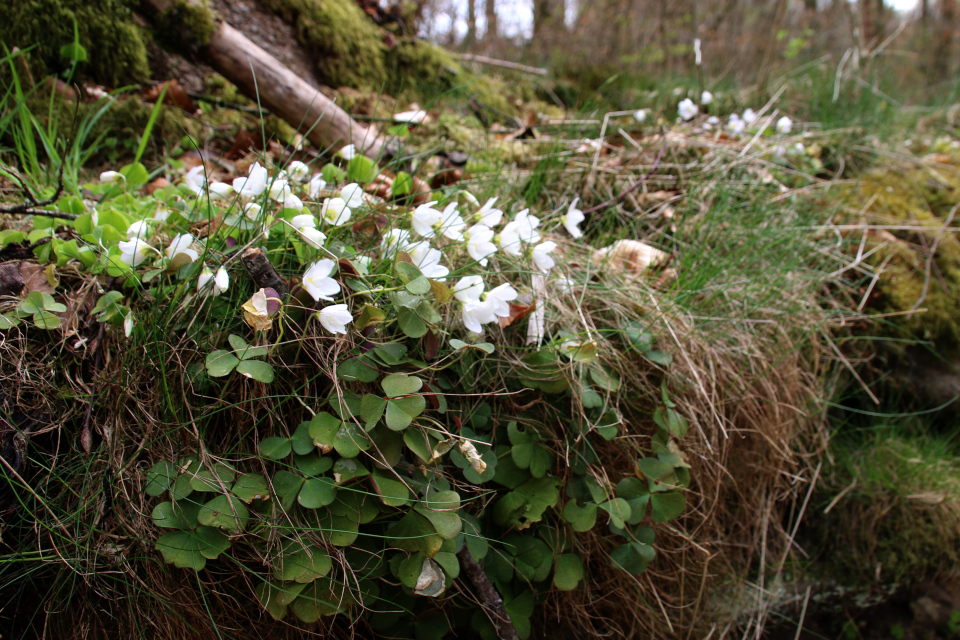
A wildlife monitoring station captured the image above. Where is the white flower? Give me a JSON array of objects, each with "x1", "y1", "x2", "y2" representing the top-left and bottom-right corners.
[
  {"x1": 321, "y1": 197, "x2": 352, "y2": 226},
  {"x1": 562, "y1": 198, "x2": 585, "y2": 238},
  {"x1": 243, "y1": 202, "x2": 262, "y2": 221},
  {"x1": 462, "y1": 298, "x2": 498, "y2": 334},
  {"x1": 555, "y1": 277, "x2": 575, "y2": 293},
  {"x1": 183, "y1": 166, "x2": 206, "y2": 195},
  {"x1": 118, "y1": 238, "x2": 151, "y2": 267},
  {"x1": 394, "y1": 109, "x2": 428, "y2": 124},
  {"x1": 277, "y1": 193, "x2": 304, "y2": 211},
  {"x1": 512, "y1": 209, "x2": 541, "y2": 244},
  {"x1": 487, "y1": 282, "x2": 518, "y2": 317},
  {"x1": 476, "y1": 197, "x2": 503, "y2": 227},
  {"x1": 408, "y1": 241, "x2": 449, "y2": 279},
  {"x1": 412, "y1": 202, "x2": 442, "y2": 237},
  {"x1": 338, "y1": 144, "x2": 357, "y2": 160},
  {"x1": 701, "y1": 90, "x2": 713, "y2": 105},
  {"x1": 213, "y1": 267, "x2": 229, "y2": 295},
  {"x1": 776, "y1": 116, "x2": 793, "y2": 135},
  {"x1": 708, "y1": 116, "x2": 720, "y2": 125},
  {"x1": 308, "y1": 174, "x2": 327, "y2": 199},
  {"x1": 126, "y1": 219, "x2": 150, "y2": 240},
  {"x1": 318, "y1": 304, "x2": 353, "y2": 334},
  {"x1": 634, "y1": 109, "x2": 647, "y2": 123},
  {"x1": 791, "y1": 142, "x2": 806, "y2": 156},
  {"x1": 100, "y1": 171, "x2": 125, "y2": 184},
  {"x1": 437, "y1": 202, "x2": 466, "y2": 241},
  {"x1": 381, "y1": 229, "x2": 412, "y2": 258},
  {"x1": 287, "y1": 161, "x2": 309, "y2": 182},
  {"x1": 268, "y1": 179, "x2": 291, "y2": 202},
  {"x1": 300, "y1": 227, "x2": 327, "y2": 249},
  {"x1": 742, "y1": 108, "x2": 757, "y2": 124},
  {"x1": 198, "y1": 266, "x2": 229, "y2": 296},
  {"x1": 678, "y1": 98, "x2": 698, "y2": 121},
  {"x1": 291, "y1": 213, "x2": 317, "y2": 229},
  {"x1": 728, "y1": 114, "x2": 745, "y2": 135},
  {"x1": 124, "y1": 312, "x2": 134, "y2": 338},
  {"x1": 302, "y1": 259, "x2": 341, "y2": 301},
  {"x1": 464, "y1": 224, "x2": 497, "y2": 266},
  {"x1": 532, "y1": 241, "x2": 558, "y2": 272},
  {"x1": 165, "y1": 233, "x2": 199, "y2": 263},
  {"x1": 497, "y1": 221, "x2": 523, "y2": 257},
  {"x1": 233, "y1": 162, "x2": 267, "y2": 198},
  {"x1": 340, "y1": 183, "x2": 364, "y2": 209},
  {"x1": 153, "y1": 207, "x2": 170, "y2": 223},
  {"x1": 454, "y1": 275, "x2": 484, "y2": 303},
  {"x1": 208, "y1": 182, "x2": 233, "y2": 200}
]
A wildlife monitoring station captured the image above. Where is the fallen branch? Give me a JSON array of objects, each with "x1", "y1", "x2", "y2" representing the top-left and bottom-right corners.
[
  {"x1": 456, "y1": 547, "x2": 519, "y2": 640},
  {"x1": 458, "y1": 54, "x2": 548, "y2": 76},
  {"x1": 0, "y1": 163, "x2": 72, "y2": 219},
  {"x1": 140, "y1": 0, "x2": 385, "y2": 159}
]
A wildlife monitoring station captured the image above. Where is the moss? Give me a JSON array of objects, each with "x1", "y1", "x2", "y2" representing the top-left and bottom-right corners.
[
  {"x1": 257, "y1": 0, "x2": 387, "y2": 90},
  {"x1": 858, "y1": 160, "x2": 960, "y2": 352},
  {"x1": 151, "y1": 0, "x2": 218, "y2": 55},
  {"x1": 808, "y1": 437, "x2": 960, "y2": 587},
  {"x1": 2, "y1": 0, "x2": 150, "y2": 87}
]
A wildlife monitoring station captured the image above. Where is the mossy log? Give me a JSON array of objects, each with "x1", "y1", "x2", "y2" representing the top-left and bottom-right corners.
[{"x1": 140, "y1": 0, "x2": 384, "y2": 158}]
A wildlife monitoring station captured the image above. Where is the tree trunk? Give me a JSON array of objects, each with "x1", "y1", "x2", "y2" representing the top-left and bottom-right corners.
[
  {"x1": 485, "y1": 0, "x2": 498, "y2": 42},
  {"x1": 140, "y1": 0, "x2": 384, "y2": 160},
  {"x1": 465, "y1": 0, "x2": 477, "y2": 48}
]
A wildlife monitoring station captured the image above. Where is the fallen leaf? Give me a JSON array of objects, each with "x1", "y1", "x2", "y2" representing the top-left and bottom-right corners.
[
  {"x1": 143, "y1": 177, "x2": 169, "y2": 195},
  {"x1": 19, "y1": 262, "x2": 55, "y2": 295},
  {"x1": 144, "y1": 79, "x2": 198, "y2": 114},
  {"x1": 591, "y1": 240, "x2": 671, "y2": 276},
  {"x1": 459, "y1": 440, "x2": 487, "y2": 475},
  {"x1": 498, "y1": 302, "x2": 535, "y2": 328}
]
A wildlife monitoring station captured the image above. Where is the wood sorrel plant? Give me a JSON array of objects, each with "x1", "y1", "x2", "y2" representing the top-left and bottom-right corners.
[{"x1": 1, "y1": 152, "x2": 688, "y2": 638}]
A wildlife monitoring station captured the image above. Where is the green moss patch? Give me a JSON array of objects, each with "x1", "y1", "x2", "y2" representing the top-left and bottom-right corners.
[{"x1": 3, "y1": 0, "x2": 150, "y2": 87}]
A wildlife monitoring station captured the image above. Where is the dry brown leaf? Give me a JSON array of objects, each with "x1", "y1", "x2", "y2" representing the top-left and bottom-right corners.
[
  {"x1": 19, "y1": 262, "x2": 55, "y2": 295},
  {"x1": 591, "y1": 240, "x2": 671, "y2": 276},
  {"x1": 498, "y1": 302, "x2": 536, "y2": 329},
  {"x1": 143, "y1": 79, "x2": 198, "y2": 114}
]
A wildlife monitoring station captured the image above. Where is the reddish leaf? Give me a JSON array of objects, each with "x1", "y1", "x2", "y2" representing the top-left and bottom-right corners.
[
  {"x1": 423, "y1": 331, "x2": 440, "y2": 362},
  {"x1": 498, "y1": 302, "x2": 535, "y2": 328},
  {"x1": 143, "y1": 79, "x2": 198, "y2": 114}
]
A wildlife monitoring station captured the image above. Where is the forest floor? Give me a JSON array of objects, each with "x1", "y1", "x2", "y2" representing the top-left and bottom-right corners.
[{"x1": 2, "y1": 39, "x2": 960, "y2": 639}]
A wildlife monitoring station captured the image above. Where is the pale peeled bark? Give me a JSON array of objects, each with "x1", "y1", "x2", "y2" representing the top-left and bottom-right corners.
[{"x1": 141, "y1": 0, "x2": 384, "y2": 159}]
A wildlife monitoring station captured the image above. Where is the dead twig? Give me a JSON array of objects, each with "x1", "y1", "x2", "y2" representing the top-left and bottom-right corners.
[
  {"x1": 456, "y1": 546, "x2": 519, "y2": 640},
  {"x1": 582, "y1": 139, "x2": 668, "y2": 216}
]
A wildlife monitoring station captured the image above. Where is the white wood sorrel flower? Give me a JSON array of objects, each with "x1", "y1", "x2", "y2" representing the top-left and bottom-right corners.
[
  {"x1": 118, "y1": 238, "x2": 152, "y2": 267},
  {"x1": 198, "y1": 267, "x2": 229, "y2": 296},
  {"x1": 286, "y1": 161, "x2": 309, "y2": 182},
  {"x1": 232, "y1": 162, "x2": 267, "y2": 198},
  {"x1": 562, "y1": 198, "x2": 585, "y2": 238},
  {"x1": 302, "y1": 259, "x2": 341, "y2": 301},
  {"x1": 532, "y1": 241, "x2": 558, "y2": 273},
  {"x1": 165, "y1": 233, "x2": 199, "y2": 264},
  {"x1": 476, "y1": 197, "x2": 504, "y2": 227},
  {"x1": 408, "y1": 241, "x2": 449, "y2": 280},
  {"x1": 776, "y1": 116, "x2": 793, "y2": 135},
  {"x1": 464, "y1": 224, "x2": 497, "y2": 266},
  {"x1": 318, "y1": 304, "x2": 353, "y2": 334},
  {"x1": 100, "y1": 170, "x2": 125, "y2": 184},
  {"x1": 340, "y1": 183, "x2": 364, "y2": 209},
  {"x1": 678, "y1": 98, "x2": 698, "y2": 121},
  {"x1": 321, "y1": 197, "x2": 351, "y2": 226}
]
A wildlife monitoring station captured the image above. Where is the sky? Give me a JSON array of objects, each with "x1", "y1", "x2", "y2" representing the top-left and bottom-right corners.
[{"x1": 425, "y1": 0, "x2": 922, "y2": 41}]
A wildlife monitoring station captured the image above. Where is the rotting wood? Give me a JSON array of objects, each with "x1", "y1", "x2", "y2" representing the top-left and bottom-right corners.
[
  {"x1": 241, "y1": 247, "x2": 289, "y2": 298},
  {"x1": 456, "y1": 546, "x2": 519, "y2": 640},
  {"x1": 140, "y1": 0, "x2": 386, "y2": 160}
]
